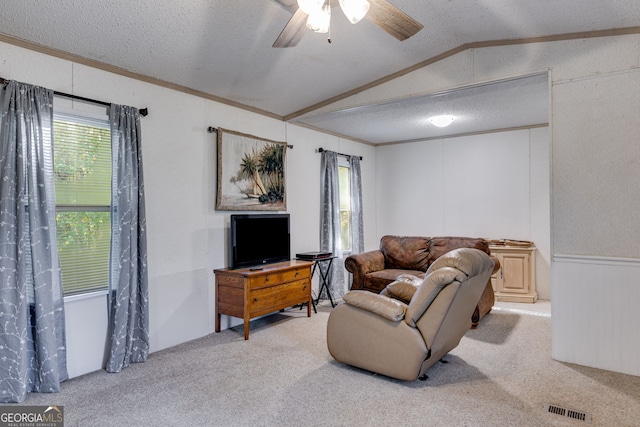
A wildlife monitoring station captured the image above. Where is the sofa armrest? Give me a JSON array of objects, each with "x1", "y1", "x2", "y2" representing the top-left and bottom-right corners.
[
  {"x1": 343, "y1": 290, "x2": 407, "y2": 322},
  {"x1": 344, "y1": 250, "x2": 386, "y2": 290}
]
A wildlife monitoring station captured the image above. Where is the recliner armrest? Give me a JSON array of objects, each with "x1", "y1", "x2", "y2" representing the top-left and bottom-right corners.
[{"x1": 343, "y1": 290, "x2": 407, "y2": 322}]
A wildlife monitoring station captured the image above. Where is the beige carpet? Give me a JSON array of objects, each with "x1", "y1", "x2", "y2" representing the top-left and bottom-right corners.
[{"x1": 13, "y1": 301, "x2": 640, "y2": 426}]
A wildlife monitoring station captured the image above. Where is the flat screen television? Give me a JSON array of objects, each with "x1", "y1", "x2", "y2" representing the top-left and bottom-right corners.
[{"x1": 230, "y1": 213, "x2": 291, "y2": 269}]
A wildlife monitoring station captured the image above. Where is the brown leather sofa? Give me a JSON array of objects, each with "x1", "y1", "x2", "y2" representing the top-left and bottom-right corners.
[
  {"x1": 328, "y1": 248, "x2": 496, "y2": 381},
  {"x1": 344, "y1": 236, "x2": 498, "y2": 327}
]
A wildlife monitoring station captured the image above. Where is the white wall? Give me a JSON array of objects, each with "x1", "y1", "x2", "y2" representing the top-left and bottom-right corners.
[
  {"x1": 375, "y1": 128, "x2": 551, "y2": 300},
  {"x1": 552, "y1": 68, "x2": 640, "y2": 257},
  {"x1": 0, "y1": 40, "x2": 376, "y2": 378}
]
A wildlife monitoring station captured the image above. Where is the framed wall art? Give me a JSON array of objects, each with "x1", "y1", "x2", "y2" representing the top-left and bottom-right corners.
[{"x1": 216, "y1": 128, "x2": 287, "y2": 211}]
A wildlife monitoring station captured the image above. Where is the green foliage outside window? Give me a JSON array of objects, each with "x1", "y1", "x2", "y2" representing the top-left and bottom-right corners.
[
  {"x1": 56, "y1": 211, "x2": 111, "y2": 295},
  {"x1": 54, "y1": 118, "x2": 111, "y2": 295},
  {"x1": 339, "y1": 165, "x2": 351, "y2": 252}
]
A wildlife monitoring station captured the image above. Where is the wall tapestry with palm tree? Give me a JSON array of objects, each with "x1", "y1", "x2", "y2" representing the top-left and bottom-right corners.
[{"x1": 216, "y1": 128, "x2": 287, "y2": 211}]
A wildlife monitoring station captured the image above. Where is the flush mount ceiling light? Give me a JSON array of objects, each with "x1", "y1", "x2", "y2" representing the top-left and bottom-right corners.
[
  {"x1": 273, "y1": 0, "x2": 423, "y2": 47},
  {"x1": 428, "y1": 115, "x2": 456, "y2": 127}
]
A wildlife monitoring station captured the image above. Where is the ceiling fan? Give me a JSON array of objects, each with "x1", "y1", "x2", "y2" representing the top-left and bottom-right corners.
[{"x1": 273, "y1": 0, "x2": 423, "y2": 48}]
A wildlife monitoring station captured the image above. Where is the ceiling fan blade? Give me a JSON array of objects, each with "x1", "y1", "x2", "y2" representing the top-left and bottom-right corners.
[
  {"x1": 365, "y1": 0, "x2": 424, "y2": 41},
  {"x1": 272, "y1": 0, "x2": 298, "y2": 10},
  {"x1": 273, "y1": 6, "x2": 308, "y2": 48}
]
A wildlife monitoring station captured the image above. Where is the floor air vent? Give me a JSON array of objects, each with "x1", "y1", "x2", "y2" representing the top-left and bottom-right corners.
[{"x1": 544, "y1": 403, "x2": 591, "y2": 423}]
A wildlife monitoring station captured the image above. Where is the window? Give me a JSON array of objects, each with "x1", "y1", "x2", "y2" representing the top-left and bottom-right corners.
[
  {"x1": 338, "y1": 159, "x2": 352, "y2": 253},
  {"x1": 53, "y1": 111, "x2": 111, "y2": 296}
]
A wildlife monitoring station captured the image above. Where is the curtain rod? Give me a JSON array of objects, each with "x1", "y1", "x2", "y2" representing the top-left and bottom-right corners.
[
  {"x1": 317, "y1": 147, "x2": 363, "y2": 160},
  {"x1": 0, "y1": 77, "x2": 148, "y2": 117},
  {"x1": 207, "y1": 126, "x2": 293, "y2": 149}
]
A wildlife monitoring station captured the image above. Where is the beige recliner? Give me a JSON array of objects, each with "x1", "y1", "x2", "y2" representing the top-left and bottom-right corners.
[{"x1": 327, "y1": 248, "x2": 495, "y2": 381}]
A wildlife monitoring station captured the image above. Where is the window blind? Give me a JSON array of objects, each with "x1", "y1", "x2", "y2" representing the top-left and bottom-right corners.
[{"x1": 53, "y1": 114, "x2": 111, "y2": 296}]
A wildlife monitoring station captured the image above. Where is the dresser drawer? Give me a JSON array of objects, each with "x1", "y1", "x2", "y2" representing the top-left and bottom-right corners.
[
  {"x1": 249, "y1": 267, "x2": 310, "y2": 289},
  {"x1": 282, "y1": 267, "x2": 310, "y2": 282},
  {"x1": 250, "y1": 279, "x2": 310, "y2": 314},
  {"x1": 249, "y1": 272, "x2": 284, "y2": 289}
]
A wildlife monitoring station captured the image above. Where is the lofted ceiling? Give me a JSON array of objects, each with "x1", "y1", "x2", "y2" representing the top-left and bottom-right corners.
[{"x1": 1, "y1": 1, "x2": 639, "y2": 144}]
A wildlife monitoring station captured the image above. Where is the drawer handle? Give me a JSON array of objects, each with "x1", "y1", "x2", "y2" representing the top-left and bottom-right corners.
[
  {"x1": 254, "y1": 298, "x2": 259, "y2": 302},
  {"x1": 295, "y1": 271, "x2": 299, "y2": 276},
  {"x1": 265, "y1": 276, "x2": 270, "y2": 282}
]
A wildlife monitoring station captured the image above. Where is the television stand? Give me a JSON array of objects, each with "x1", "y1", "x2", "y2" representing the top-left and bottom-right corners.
[{"x1": 214, "y1": 260, "x2": 314, "y2": 340}]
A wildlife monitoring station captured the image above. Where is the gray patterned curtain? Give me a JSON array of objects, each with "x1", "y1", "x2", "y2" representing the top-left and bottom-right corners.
[
  {"x1": 348, "y1": 155, "x2": 364, "y2": 255},
  {"x1": 0, "y1": 80, "x2": 68, "y2": 403},
  {"x1": 105, "y1": 104, "x2": 149, "y2": 373},
  {"x1": 320, "y1": 150, "x2": 346, "y2": 299}
]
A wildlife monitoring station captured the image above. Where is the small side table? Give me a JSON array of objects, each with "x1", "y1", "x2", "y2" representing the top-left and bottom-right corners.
[
  {"x1": 311, "y1": 256, "x2": 336, "y2": 308},
  {"x1": 295, "y1": 254, "x2": 337, "y2": 309}
]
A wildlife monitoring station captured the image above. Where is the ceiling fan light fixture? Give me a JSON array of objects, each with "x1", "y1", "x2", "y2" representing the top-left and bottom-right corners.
[
  {"x1": 428, "y1": 115, "x2": 456, "y2": 127},
  {"x1": 297, "y1": 0, "x2": 324, "y2": 15},
  {"x1": 338, "y1": 0, "x2": 370, "y2": 24},
  {"x1": 306, "y1": 1, "x2": 331, "y2": 33}
]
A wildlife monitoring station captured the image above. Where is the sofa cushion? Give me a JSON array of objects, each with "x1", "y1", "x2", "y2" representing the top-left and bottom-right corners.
[
  {"x1": 425, "y1": 237, "x2": 489, "y2": 267},
  {"x1": 380, "y1": 236, "x2": 430, "y2": 271},
  {"x1": 427, "y1": 248, "x2": 494, "y2": 277}
]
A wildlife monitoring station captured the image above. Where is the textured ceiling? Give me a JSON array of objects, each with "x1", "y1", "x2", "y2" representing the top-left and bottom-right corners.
[
  {"x1": 1, "y1": 1, "x2": 639, "y2": 143},
  {"x1": 293, "y1": 73, "x2": 549, "y2": 143}
]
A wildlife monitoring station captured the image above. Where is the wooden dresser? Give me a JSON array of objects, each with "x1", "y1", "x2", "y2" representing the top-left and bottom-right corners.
[{"x1": 214, "y1": 260, "x2": 313, "y2": 340}]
